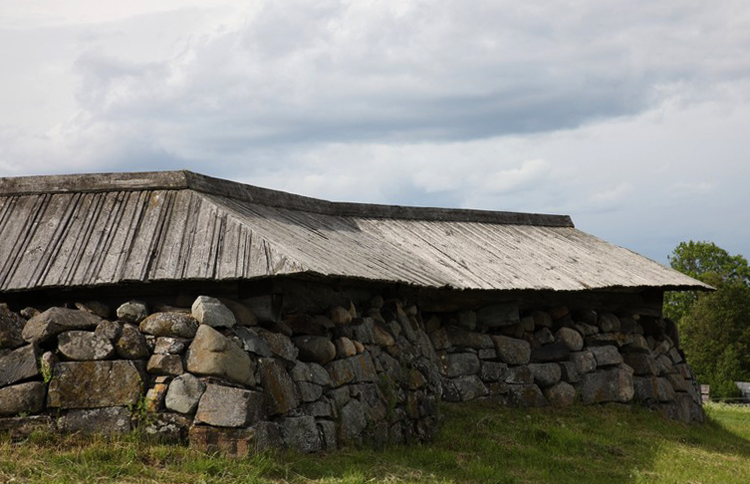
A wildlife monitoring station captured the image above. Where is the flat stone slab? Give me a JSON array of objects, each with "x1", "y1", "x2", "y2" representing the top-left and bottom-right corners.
[
  {"x1": 194, "y1": 384, "x2": 266, "y2": 428},
  {"x1": 0, "y1": 344, "x2": 40, "y2": 388},
  {"x1": 0, "y1": 381, "x2": 46, "y2": 416},
  {"x1": 47, "y1": 360, "x2": 145, "y2": 409},
  {"x1": 192, "y1": 296, "x2": 236, "y2": 328},
  {"x1": 140, "y1": 312, "x2": 198, "y2": 338},
  {"x1": 58, "y1": 331, "x2": 115, "y2": 361},
  {"x1": 22, "y1": 307, "x2": 102, "y2": 344},
  {"x1": 580, "y1": 366, "x2": 634, "y2": 404},
  {"x1": 258, "y1": 358, "x2": 299, "y2": 415},
  {"x1": 58, "y1": 407, "x2": 132, "y2": 434}
]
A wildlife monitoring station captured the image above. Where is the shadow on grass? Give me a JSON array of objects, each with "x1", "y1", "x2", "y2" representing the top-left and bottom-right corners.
[{"x1": 283, "y1": 401, "x2": 750, "y2": 484}]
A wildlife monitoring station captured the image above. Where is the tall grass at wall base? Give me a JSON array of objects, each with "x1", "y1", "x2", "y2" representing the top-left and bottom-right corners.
[{"x1": 1, "y1": 402, "x2": 749, "y2": 483}]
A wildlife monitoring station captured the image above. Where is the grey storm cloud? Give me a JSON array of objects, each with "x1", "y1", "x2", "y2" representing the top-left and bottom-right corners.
[
  {"x1": 63, "y1": 0, "x2": 749, "y2": 150},
  {"x1": 1, "y1": 0, "x2": 749, "y2": 263}
]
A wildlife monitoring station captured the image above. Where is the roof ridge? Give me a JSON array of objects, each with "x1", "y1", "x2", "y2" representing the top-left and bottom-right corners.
[{"x1": 0, "y1": 170, "x2": 575, "y2": 227}]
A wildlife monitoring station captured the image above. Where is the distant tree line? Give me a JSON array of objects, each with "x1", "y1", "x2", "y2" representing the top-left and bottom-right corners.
[{"x1": 664, "y1": 241, "x2": 750, "y2": 400}]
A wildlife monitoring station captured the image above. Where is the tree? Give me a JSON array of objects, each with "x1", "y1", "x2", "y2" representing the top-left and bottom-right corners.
[{"x1": 665, "y1": 241, "x2": 750, "y2": 400}]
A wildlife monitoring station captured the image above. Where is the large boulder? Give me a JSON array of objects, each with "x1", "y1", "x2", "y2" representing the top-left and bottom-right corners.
[
  {"x1": 634, "y1": 376, "x2": 676, "y2": 402},
  {"x1": 528, "y1": 363, "x2": 562, "y2": 388},
  {"x1": 115, "y1": 323, "x2": 150, "y2": 360},
  {"x1": 165, "y1": 373, "x2": 206, "y2": 415},
  {"x1": 22, "y1": 307, "x2": 102, "y2": 344},
  {"x1": 443, "y1": 352, "x2": 481, "y2": 378},
  {"x1": 185, "y1": 325, "x2": 255, "y2": 387},
  {"x1": 140, "y1": 312, "x2": 198, "y2": 338},
  {"x1": 545, "y1": 382, "x2": 576, "y2": 407},
  {"x1": 192, "y1": 296, "x2": 236, "y2": 328},
  {"x1": 194, "y1": 384, "x2": 266, "y2": 428},
  {"x1": 47, "y1": 360, "x2": 145, "y2": 409},
  {"x1": 58, "y1": 331, "x2": 115, "y2": 361},
  {"x1": 58, "y1": 407, "x2": 131, "y2": 434},
  {"x1": 256, "y1": 329, "x2": 298, "y2": 364},
  {"x1": 116, "y1": 301, "x2": 148, "y2": 323},
  {"x1": 443, "y1": 375, "x2": 488, "y2": 402},
  {"x1": 579, "y1": 366, "x2": 634, "y2": 404},
  {"x1": 258, "y1": 358, "x2": 300, "y2": 415},
  {"x1": 491, "y1": 335, "x2": 531, "y2": 365},
  {"x1": 147, "y1": 354, "x2": 184, "y2": 376},
  {"x1": 589, "y1": 345, "x2": 623, "y2": 367},
  {"x1": 555, "y1": 327, "x2": 584, "y2": 351},
  {"x1": 0, "y1": 344, "x2": 40, "y2": 388},
  {"x1": 292, "y1": 336, "x2": 336, "y2": 365},
  {"x1": 280, "y1": 416, "x2": 323, "y2": 453},
  {"x1": 0, "y1": 381, "x2": 46, "y2": 416}
]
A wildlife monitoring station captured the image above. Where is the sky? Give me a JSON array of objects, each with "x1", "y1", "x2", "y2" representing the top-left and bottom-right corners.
[{"x1": 1, "y1": 0, "x2": 749, "y2": 264}]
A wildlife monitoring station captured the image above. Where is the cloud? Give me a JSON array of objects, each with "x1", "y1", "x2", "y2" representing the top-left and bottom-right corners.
[
  {"x1": 1, "y1": 0, "x2": 750, "y2": 263},
  {"x1": 16, "y1": 0, "x2": 744, "y2": 165}
]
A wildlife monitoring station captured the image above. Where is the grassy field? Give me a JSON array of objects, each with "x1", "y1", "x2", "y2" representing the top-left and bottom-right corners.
[{"x1": 1, "y1": 402, "x2": 749, "y2": 483}]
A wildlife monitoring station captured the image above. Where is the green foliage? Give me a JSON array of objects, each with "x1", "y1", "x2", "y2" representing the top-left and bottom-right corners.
[
  {"x1": 664, "y1": 240, "x2": 750, "y2": 398},
  {"x1": 39, "y1": 357, "x2": 53, "y2": 384},
  {"x1": 667, "y1": 240, "x2": 750, "y2": 284}
]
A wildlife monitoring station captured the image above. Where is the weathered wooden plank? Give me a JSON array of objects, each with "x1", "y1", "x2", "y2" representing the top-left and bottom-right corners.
[
  {"x1": 151, "y1": 190, "x2": 192, "y2": 280},
  {"x1": 0, "y1": 194, "x2": 51, "y2": 290},
  {"x1": 121, "y1": 191, "x2": 170, "y2": 281}
]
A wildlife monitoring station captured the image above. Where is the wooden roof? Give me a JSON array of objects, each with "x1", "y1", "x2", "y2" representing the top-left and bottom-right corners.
[{"x1": 0, "y1": 170, "x2": 709, "y2": 293}]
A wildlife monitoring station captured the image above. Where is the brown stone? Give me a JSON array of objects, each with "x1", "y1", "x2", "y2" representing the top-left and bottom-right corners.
[
  {"x1": 373, "y1": 324, "x2": 396, "y2": 347},
  {"x1": 186, "y1": 325, "x2": 255, "y2": 386},
  {"x1": 329, "y1": 306, "x2": 352, "y2": 325},
  {"x1": 47, "y1": 360, "x2": 145, "y2": 409},
  {"x1": 115, "y1": 323, "x2": 150, "y2": 360},
  {"x1": 144, "y1": 381, "x2": 170, "y2": 412},
  {"x1": 292, "y1": 335, "x2": 336, "y2": 365},
  {"x1": 189, "y1": 425, "x2": 257, "y2": 457},
  {"x1": 219, "y1": 298, "x2": 258, "y2": 327},
  {"x1": 147, "y1": 354, "x2": 184, "y2": 376},
  {"x1": 334, "y1": 337, "x2": 357, "y2": 358}
]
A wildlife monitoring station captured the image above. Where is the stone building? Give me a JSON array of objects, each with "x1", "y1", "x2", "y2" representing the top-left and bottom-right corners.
[{"x1": 0, "y1": 171, "x2": 710, "y2": 454}]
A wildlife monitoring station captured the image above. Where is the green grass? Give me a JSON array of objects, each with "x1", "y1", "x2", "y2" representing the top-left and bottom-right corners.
[{"x1": 1, "y1": 402, "x2": 749, "y2": 483}]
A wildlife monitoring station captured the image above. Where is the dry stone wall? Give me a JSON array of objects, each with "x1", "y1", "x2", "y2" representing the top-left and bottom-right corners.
[{"x1": 0, "y1": 286, "x2": 703, "y2": 455}]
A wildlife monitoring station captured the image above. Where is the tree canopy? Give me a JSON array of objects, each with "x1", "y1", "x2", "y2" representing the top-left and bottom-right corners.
[{"x1": 665, "y1": 241, "x2": 750, "y2": 400}]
